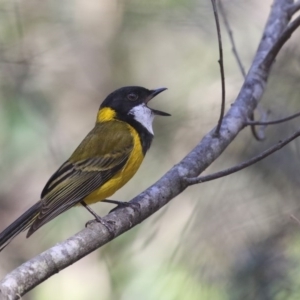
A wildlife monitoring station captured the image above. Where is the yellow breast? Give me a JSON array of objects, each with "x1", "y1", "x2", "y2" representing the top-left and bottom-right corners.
[{"x1": 83, "y1": 123, "x2": 144, "y2": 205}]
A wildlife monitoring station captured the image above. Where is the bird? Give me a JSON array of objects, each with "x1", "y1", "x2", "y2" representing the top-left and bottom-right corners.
[{"x1": 0, "y1": 86, "x2": 170, "y2": 251}]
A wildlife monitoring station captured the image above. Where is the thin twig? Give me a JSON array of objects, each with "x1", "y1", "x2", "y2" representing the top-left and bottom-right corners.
[
  {"x1": 186, "y1": 128, "x2": 300, "y2": 185},
  {"x1": 249, "y1": 112, "x2": 266, "y2": 141},
  {"x1": 251, "y1": 106, "x2": 271, "y2": 140},
  {"x1": 255, "y1": 107, "x2": 270, "y2": 139},
  {"x1": 218, "y1": 0, "x2": 269, "y2": 140},
  {"x1": 211, "y1": 0, "x2": 226, "y2": 136},
  {"x1": 218, "y1": 0, "x2": 246, "y2": 78},
  {"x1": 245, "y1": 111, "x2": 300, "y2": 125}
]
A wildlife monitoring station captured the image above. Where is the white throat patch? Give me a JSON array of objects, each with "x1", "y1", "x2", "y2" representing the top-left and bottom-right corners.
[{"x1": 129, "y1": 104, "x2": 155, "y2": 134}]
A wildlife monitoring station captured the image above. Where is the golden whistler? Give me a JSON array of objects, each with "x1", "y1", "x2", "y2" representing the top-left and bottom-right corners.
[{"x1": 0, "y1": 86, "x2": 169, "y2": 251}]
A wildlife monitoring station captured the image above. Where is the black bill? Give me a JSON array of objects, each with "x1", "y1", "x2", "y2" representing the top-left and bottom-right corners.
[{"x1": 146, "y1": 87, "x2": 171, "y2": 116}]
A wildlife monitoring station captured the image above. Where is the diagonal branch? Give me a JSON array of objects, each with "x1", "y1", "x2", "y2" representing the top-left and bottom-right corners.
[
  {"x1": 263, "y1": 14, "x2": 300, "y2": 69},
  {"x1": 186, "y1": 128, "x2": 300, "y2": 185},
  {"x1": 0, "y1": 0, "x2": 298, "y2": 299},
  {"x1": 245, "y1": 111, "x2": 300, "y2": 125},
  {"x1": 248, "y1": 13, "x2": 300, "y2": 140}
]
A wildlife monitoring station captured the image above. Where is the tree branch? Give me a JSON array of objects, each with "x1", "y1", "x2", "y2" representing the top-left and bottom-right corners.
[
  {"x1": 248, "y1": 9, "x2": 300, "y2": 140},
  {"x1": 249, "y1": 109, "x2": 269, "y2": 141},
  {"x1": 245, "y1": 111, "x2": 300, "y2": 125},
  {"x1": 218, "y1": 0, "x2": 271, "y2": 141},
  {"x1": 288, "y1": 1, "x2": 300, "y2": 16},
  {"x1": 0, "y1": 0, "x2": 298, "y2": 299},
  {"x1": 186, "y1": 128, "x2": 300, "y2": 185},
  {"x1": 211, "y1": 0, "x2": 226, "y2": 136},
  {"x1": 263, "y1": 14, "x2": 300, "y2": 69},
  {"x1": 218, "y1": 0, "x2": 246, "y2": 78}
]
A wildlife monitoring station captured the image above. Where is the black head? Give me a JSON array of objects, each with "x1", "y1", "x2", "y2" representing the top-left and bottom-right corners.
[{"x1": 100, "y1": 86, "x2": 170, "y2": 117}]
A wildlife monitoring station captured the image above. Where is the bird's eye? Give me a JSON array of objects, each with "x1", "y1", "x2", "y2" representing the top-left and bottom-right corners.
[{"x1": 127, "y1": 93, "x2": 138, "y2": 101}]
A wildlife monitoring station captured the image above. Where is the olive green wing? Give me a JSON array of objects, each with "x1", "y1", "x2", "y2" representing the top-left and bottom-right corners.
[{"x1": 27, "y1": 121, "x2": 133, "y2": 236}]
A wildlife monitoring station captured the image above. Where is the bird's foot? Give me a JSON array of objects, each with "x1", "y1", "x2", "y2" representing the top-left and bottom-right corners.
[
  {"x1": 82, "y1": 200, "x2": 115, "y2": 236},
  {"x1": 85, "y1": 217, "x2": 115, "y2": 236}
]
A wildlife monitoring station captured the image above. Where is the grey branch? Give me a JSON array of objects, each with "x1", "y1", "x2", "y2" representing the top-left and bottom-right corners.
[
  {"x1": 218, "y1": 0, "x2": 246, "y2": 78},
  {"x1": 245, "y1": 111, "x2": 300, "y2": 126},
  {"x1": 288, "y1": 1, "x2": 300, "y2": 15},
  {"x1": 210, "y1": 0, "x2": 226, "y2": 136},
  {"x1": 0, "y1": 0, "x2": 299, "y2": 299},
  {"x1": 218, "y1": 0, "x2": 269, "y2": 141},
  {"x1": 186, "y1": 128, "x2": 300, "y2": 185}
]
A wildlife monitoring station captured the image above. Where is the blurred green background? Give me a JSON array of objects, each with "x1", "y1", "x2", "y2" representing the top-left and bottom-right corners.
[{"x1": 1, "y1": 0, "x2": 300, "y2": 299}]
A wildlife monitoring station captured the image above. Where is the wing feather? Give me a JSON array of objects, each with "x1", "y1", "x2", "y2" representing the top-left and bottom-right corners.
[{"x1": 28, "y1": 121, "x2": 134, "y2": 236}]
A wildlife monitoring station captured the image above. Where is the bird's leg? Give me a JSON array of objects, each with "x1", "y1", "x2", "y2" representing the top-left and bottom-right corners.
[
  {"x1": 81, "y1": 201, "x2": 114, "y2": 235},
  {"x1": 102, "y1": 199, "x2": 140, "y2": 214}
]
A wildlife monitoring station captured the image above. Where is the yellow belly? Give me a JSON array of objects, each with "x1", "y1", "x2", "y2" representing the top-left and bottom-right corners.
[{"x1": 83, "y1": 124, "x2": 144, "y2": 205}]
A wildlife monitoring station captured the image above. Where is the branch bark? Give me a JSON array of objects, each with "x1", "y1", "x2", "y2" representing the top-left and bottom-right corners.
[
  {"x1": 186, "y1": 128, "x2": 300, "y2": 185},
  {"x1": 0, "y1": 0, "x2": 298, "y2": 299}
]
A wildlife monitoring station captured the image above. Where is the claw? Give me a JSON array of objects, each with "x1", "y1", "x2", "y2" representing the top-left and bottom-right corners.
[{"x1": 85, "y1": 218, "x2": 115, "y2": 236}]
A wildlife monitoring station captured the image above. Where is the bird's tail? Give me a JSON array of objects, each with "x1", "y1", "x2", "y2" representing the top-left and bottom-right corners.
[{"x1": 0, "y1": 202, "x2": 41, "y2": 251}]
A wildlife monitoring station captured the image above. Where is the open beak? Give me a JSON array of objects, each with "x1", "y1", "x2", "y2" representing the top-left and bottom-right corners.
[{"x1": 146, "y1": 87, "x2": 171, "y2": 116}]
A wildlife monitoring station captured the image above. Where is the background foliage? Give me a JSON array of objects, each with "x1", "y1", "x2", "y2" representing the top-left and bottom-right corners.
[{"x1": 0, "y1": 0, "x2": 300, "y2": 299}]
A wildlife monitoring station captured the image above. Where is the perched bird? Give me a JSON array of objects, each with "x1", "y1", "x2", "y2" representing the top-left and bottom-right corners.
[{"x1": 0, "y1": 86, "x2": 169, "y2": 251}]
